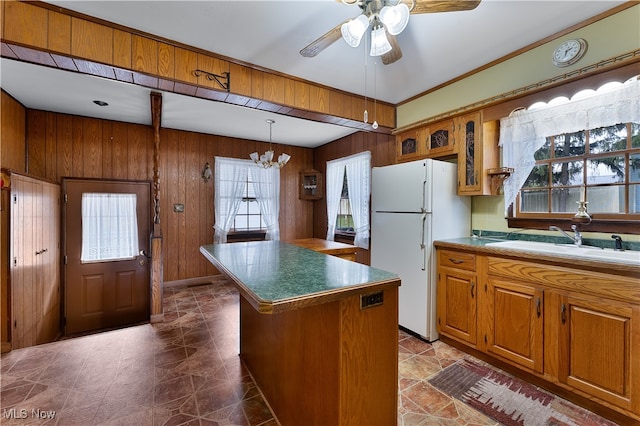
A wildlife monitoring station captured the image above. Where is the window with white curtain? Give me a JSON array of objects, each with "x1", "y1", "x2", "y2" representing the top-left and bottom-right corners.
[
  {"x1": 81, "y1": 193, "x2": 139, "y2": 262},
  {"x1": 326, "y1": 151, "x2": 371, "y2": 249},
  {"x1": 214, "y1": 156, "x2": 280, "y2": 243},
  {"x1": 500, "y1": 77, "x2": 640, "y2": 221}
]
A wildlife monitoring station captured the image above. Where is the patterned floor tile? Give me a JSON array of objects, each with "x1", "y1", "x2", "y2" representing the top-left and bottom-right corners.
[{"x1": 0, "y1": 278, "x2": 622, "y2": 426}]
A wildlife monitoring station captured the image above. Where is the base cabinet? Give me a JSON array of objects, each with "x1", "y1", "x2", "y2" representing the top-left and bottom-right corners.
[
  {"x1": 485, "y1": 277, "x2": 544, "y2": 373},
  {"x1": 436, "y1": 246, "x2": 640, "y2": 422},
  {"x1": 436, "y1": 250, "x2": 477, "y2": 346},
  {"x1": 554, "y1": 292, "x2": 639, "y2": 415}
]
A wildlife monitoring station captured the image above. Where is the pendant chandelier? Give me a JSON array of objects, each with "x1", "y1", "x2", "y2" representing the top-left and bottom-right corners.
[{"x1": 250, "y1": 119, "x2": 291, "y2": 169}]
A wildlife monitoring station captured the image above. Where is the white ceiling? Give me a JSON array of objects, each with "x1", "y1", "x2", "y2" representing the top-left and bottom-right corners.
[{"x1": 0, "y1": 0, "x2": 626, "y2": 148}]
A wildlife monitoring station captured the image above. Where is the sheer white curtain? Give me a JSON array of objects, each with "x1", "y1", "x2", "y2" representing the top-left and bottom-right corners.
[
  {"x1": 325, "y1": 151, "x2": 371, "y2": 249},
  {"x1": 81, "y1": 193, "x2": 139, "y2": 262},
  {"x1": 214, "y1": 157, "x2": 248, "y2": 243},
  {"x1": 252, "y1": 166, "x2": 280, "y2": 240},
  {"x1": 499, "y1": 77, "x2": 640, "y2": 215},
  {"x1": 325, "y1": 159, "x2": 344, "y2": 242},
  {"x1": 345, "y1": 152, "x2": 371, "y2": 249}
]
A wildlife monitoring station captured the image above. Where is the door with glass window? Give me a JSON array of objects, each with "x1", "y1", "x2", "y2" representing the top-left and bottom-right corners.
[{"x1": 63, "y1": 179, "x2": 150, "y2": 335}]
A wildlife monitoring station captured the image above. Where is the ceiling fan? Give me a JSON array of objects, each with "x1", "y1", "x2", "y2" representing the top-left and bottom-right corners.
[{"x1": 300, "y1": 0, "x2": 481, "y2": 65}]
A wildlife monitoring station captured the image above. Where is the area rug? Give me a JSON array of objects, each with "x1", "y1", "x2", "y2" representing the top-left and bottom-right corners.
[{"x1": 428, "y1": 358, "x2": 619, "y2": 426}]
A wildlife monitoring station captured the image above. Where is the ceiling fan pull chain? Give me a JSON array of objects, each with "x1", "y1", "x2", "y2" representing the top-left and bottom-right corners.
[
  {"x1": 363, "y1": 28, "x2": 369, "y2": 123},
  {"x1": 372, "y1": 58, "x2": 379, "y2": 129}
]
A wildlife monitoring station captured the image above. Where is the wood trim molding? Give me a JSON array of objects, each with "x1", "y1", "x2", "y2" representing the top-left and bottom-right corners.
[
  {"x1": 394, "y1": 51, "x2": 640, "y2": 134},
  {"x1": 1, "y1": 1, "x2": 396, "y2": 131}
]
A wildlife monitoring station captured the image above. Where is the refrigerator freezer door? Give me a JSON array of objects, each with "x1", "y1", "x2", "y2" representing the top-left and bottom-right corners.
[
  {"x1": 371, "y1": 211, "x2": 432, "y2": 339},
  {"x1": 372, "y1": 160, "x2": 429, "y2": 213}
]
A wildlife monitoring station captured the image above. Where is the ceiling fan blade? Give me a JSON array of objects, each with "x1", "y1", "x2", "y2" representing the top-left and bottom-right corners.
[
  {"x1": 381, "y1": 34, "x2": 402, "y2": 65},
  {"x1": 300, "y1": 22, "x2": 346, "y2": 58},
  {"x1": 405, "y1": 0, "x2": 481, "y2": 14}
]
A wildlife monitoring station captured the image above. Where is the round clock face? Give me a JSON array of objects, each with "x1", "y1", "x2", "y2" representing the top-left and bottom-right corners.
[{"x1": 552, "y1": 38, "x2": 587, "y2": 67}]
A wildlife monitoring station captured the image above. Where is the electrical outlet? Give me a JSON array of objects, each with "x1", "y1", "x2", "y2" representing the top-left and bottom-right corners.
[{"x1": 360, "y1": 291, "x2": 384, "y2": 309}]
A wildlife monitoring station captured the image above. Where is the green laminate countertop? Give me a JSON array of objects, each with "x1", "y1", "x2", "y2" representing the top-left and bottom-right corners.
[
  {"x1": 434, "y1": 237, "x2": 640, "y2": 275},
  {"x1": 200, "y1": 241, "x2": 400, "y2": 314}
]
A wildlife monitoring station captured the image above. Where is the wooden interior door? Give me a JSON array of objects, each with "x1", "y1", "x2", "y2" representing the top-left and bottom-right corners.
[
  {"x1": 63, "y1": 179, "x2": 150, "y2": 335},
  {"x1": 8, "y1": 175, "x2": 61, "y2": 348}
]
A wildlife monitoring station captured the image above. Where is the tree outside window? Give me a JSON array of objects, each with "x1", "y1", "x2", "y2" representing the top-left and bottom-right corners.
[
  {"x1": 518, "y1": 123, "x2": 640, "y2": 216},
  {"x1": 337, "y1": 169, "x2": 354, "y2": 234}
]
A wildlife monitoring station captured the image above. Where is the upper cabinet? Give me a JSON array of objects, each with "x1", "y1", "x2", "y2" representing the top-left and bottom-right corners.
[
  {"x1": 455, "y1": 112, "x2": 499, "y2": 196},
  {"x1": 396, "y1": 128, "x2": 427, "y2": 162},
  {"x1": 395, "y1": 112, "x2": 499, "y2": 194},
  {"x1": 425, "y1": 119, "x2": 456, "y2": 157},
  {"x1": 299, "y1": 170, "x2": 323, "y2": 200}
]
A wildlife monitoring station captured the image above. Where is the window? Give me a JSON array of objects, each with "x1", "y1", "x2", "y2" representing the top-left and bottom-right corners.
[
  {"x1": 337, "y1": 169, "x2": 354, "y2": 234},
  {"x1": 81, "y1": 193, "x2": 139, "y2": 262},
  {"x1": 500, "y1": 76, "x2": 640, "y2": 233},
  {"x1": 230, "y1": 171, "x2": 267, "y2": 232},
  {"x1": 214, "y1": 157, "x2": 280, "y2": 243},
  {"x1": 518, "y1": 123, "x2": 640, "y2": 217},
  {"x1": 326, "y1": 152, "x2": 371, "y2": 249}
]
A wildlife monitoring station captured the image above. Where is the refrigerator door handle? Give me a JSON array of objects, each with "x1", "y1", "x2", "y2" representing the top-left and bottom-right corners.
[
  {"x1": 421, "y1": 177, "x2": 427, "y2": 213},
  {"x1": 420, "y1": 211, "x2": 427, "y2": 271}
]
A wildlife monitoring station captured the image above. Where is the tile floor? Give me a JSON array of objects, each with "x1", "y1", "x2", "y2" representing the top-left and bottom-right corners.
[{"x1": 0, "y1": 277, "x2": 617, "y2": 425}]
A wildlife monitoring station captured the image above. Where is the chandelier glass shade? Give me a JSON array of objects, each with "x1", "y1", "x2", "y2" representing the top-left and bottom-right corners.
[
  {"x1": 250, "y1": 119, "x2": 290, "y2": 169},
  {"x1": 341, "y1": 2, "x2": 410, "y2": 56}
]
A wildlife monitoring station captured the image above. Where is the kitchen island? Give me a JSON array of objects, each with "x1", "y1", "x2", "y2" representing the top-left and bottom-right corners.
[{"x1": 200, "y1": 241, "x2": 400, "y2": 426}]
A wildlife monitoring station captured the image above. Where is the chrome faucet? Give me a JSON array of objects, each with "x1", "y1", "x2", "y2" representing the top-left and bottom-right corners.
[{"x1": 549, "y1": 225, "x2": 582, "y2": 246}]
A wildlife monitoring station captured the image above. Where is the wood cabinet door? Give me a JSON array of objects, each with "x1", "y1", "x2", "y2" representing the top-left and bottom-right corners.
[
  {"x1": 557, "y1": 292, "x2": 639, "y2": 414},
  {"x1": 437, "y1": 266, "x2": 477, "y2": 345},
  {"x1": 486, "y1": 277, "x2": 544, "y2": 373},
  {"x1": 426, "y1": 119, "x2": 455, "y2": 157},
  {"x1": 456, "y1": 112, "x2": 482, "y2": 194},
  {"x1": 396, "y1": 129, "x2": 426, "y2": 162},
  {"x1": 455, "y1": 113, "x2": 499, "y2": 195}
]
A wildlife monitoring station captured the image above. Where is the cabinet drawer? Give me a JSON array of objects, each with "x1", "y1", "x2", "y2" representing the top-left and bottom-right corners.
[
  {"x1": 487, "y1": 257, "x2": 639, "y2": 303},
  {"x1": 439, "y1": 250, "x2": 475, "y2": 271}
]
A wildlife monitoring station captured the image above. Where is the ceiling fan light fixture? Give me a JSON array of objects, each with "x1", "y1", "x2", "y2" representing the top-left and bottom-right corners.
[
  {"x1": 379, "y1": 3, "x2": 410, "y2": 35},
  {"x1": 341, "y1": 14, "x2": 369, "y2": 47},
  {"x1": 370, "y1": 25, "x2": 392, "y2": 56}
]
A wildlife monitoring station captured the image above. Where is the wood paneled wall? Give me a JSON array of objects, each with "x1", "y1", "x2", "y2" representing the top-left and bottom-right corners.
[
  {"x1": 312, "y1": 131, "x2": 396, "y2": 264},
  {"x1": 1, "y1": 90, "x2": 26, "y2": 172},
  {"x1": 20, "y1": 110, "x2": 315, "y2": 282}
]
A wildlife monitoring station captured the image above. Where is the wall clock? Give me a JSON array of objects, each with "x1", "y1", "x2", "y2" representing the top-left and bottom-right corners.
[{"x1": 552, "y1": 38, "x2": 588, "y2": 67}]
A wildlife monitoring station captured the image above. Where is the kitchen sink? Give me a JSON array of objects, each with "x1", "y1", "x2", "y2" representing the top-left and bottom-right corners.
[{"x1": 485, "y1": 240, "x2": 640, "y2": 266}]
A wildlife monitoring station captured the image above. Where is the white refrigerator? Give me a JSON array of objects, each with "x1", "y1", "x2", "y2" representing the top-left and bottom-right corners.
[{"x1": 371, "y1": 159, "x2": 470, "y2": 341}]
